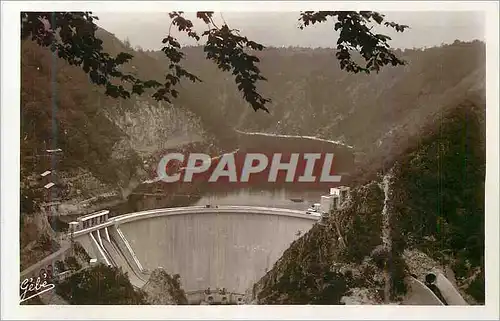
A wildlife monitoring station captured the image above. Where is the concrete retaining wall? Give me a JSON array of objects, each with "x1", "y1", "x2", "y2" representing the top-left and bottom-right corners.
[
  {"x1": 72, "y1": 206, "x2": 319, "y2": 294},
  {"x1": 118, "y1": 211, "x2": 317, "y2": 294}
]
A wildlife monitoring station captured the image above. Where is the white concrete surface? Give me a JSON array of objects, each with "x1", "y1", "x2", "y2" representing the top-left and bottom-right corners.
[
  {"x1": 403, "y1": 276, "x2": 445, "y2": 305},
  {"x1": 432, "y1": 272, "x2": 468, "y2": 305},
  {"x1": 74, "y1": 206, "x2": 319, "y2": 294},
  {"x1": 119, "y1": 210, "x2": 317, "y2": 294}
]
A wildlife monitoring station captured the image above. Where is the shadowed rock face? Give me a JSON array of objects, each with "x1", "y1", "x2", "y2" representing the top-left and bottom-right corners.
[{"x1": 117, "y1": 211, "x2": 318, "y2": 294}]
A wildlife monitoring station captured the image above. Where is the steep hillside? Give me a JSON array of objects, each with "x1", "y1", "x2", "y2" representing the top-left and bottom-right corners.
[
  {"x1": 20, "y1": 30, "x2": 208, "y2": 267},
  {"x1": 251, "y1": 98, "x2": 485, "y2": 304},
  {"x1": 21, "y1": 26, "x2": 485, "y2": 283},
  {"x1": 21, "y1": 31, "x2": 207, "y2": 202},
  {"x1": 21, "y1": 36, "x2": 485, "y2": 205},
  {"x1": 163, "y1": 40, "x2": 486, "y2": 179}
]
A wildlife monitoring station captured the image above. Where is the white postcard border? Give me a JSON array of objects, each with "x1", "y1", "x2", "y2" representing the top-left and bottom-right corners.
[{"x1": 1, "y1": 1, "x2": 498, "y2": 319}]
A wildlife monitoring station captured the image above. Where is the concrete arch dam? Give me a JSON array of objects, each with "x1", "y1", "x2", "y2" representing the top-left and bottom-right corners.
[{"x1": 73, "y1": 206, "x2": 319, "y2": 297}]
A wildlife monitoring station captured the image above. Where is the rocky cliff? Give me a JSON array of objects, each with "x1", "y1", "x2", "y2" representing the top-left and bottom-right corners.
[
  {"x1": 20, "y1": 33, "x2": 208, "y2": 267},
  {"x1": 251, "y1": 98, "x2": 485, "y2": 304},
  {"x1": 142, "y1": 268, "x2": 188, "y2": 305},
  {"x1": 21, "y1": 25, "x2": 485, "y2": 299}
]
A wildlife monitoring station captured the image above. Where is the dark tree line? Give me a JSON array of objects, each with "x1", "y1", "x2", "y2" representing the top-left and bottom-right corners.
[{"x1": 56, "y1": 264, "x2": 148, "y2": 305}]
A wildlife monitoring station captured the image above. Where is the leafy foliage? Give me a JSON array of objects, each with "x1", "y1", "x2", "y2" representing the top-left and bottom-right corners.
[
  {"x1": 55, "y1": 260, "x2": 66, "y2": 273},
  {"x1": 21, "y1": 11, "x2": 407, "y2": 112},
  {"x1": 465, "y1": 269, "x2": 484, "y2": 303},
  {"x1": 64, "y1": 255, "x2": 81, "y2": 270},
  {"x1": 21, "y1": 12, "x2": 161, "y2": 99},
  {"x1": 20, "y1": 233, "x2": 61, "y2": 270},
  {"x1": 56, "y1": 263, "x2": 148, "y2": 304},
  {"x1": 74, "y1": 242, "x2": 91, "y2": 262},
  {"x1": 203, "y1": 24, "x2": 270, "y2": 112},
  {"x1": 299, "y1": 11, "x2": 408, "y2": 73},
  {"x1": 20, "y1": 185, "x2": 41, "y2": 215},
  {"x1": 339, "y1": 183, "x2": 384, "y2": 262}
]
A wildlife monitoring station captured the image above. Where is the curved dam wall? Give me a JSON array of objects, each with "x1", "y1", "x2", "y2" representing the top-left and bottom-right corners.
[{"x1": 115, "y1": 207, "x2": 318, "y2": 294}]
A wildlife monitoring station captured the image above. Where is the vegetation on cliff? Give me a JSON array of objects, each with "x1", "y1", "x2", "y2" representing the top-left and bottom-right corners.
[
  {"x1": 142, "y1": 268, "x2": 188, "y2": 304},
  {"x1": 253, "y1": 98, "x2": 485, "y2": 304},
  {"x1": 390, "y1": 98, "x2": 485, "y2": 303},
  {"x1": 56, "y1": 263, "x2": 148, "y2": 305},
  {"x1": 20, "y1": 29, "x2": 484, "y2": 211},
  {"x1": 21, "y1": 38, "x2": 142, "y2": 188},
  {"x1": 20, "y1": 13, "x2": 485, "y2": 304},
  {"x1": 253, "y1": 181, "x2": 387, "y2": 304},
  {"x1": 173, "y1": 40, "x2": 485, "y2": 181},
  {"x1": 55, "y1": 265, "x2": 187, "y2": 305}
]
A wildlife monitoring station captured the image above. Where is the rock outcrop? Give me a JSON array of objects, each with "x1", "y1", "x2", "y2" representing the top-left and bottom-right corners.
[{"x1": 142, "y1": 268, "x2": 188, "y2": 305}]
